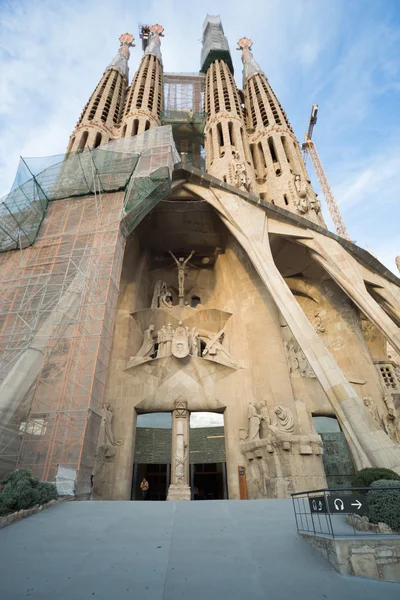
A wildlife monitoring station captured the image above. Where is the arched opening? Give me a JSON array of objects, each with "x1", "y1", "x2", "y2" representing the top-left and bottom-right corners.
[
  {"x1": 268, "y1": 137, "x2": 278, "y2": 163},
  {"x1": 144, "y1": 120, "x2": 151, "y2": 131},
  {"x1": 93, "y1": 132, "x2": 102, "y2": 148},
  {"x1": 67, "y1": 136, "x2": 75, "y2": 153},
  {"x1": 121, "y1": 124, "x2": 127, "y2": 138},
  {"x1": 191, "y1": 295, "x2": 201, "y2": 308},
  {"x1": 132, "y1": 119, "x2": 139, "y2": 136},
  {"x1": 216, "y1": 122, "x2": 224, "y2": 154},
  {"x1": 78, "y1": 131, "x2": 89, "y2": 152}
]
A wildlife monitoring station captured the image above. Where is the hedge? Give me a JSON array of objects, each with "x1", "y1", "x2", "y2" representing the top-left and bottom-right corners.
[{"x1": 0, "y1": 469, "x2": 57, "y2": 516}]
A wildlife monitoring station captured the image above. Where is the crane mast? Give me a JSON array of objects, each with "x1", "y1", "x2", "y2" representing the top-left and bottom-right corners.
[{"x1": 302, "y1": 105, "x2": 351, "y2": 241}]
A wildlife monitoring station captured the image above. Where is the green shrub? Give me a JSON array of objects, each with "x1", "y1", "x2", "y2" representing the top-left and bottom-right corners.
[
  {"x1": 352, "y1": 467, "x2": 400, "y2": 488},
  {"x1": 0, "y1": 469, "x2": 57, "y2": 516},
  {"x1": 367, "y1": 479, "x2": 400, "y2": 530}
]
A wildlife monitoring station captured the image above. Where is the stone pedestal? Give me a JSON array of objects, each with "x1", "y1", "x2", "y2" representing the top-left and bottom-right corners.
[{"x1": 167, "y1": 484, "x2": 191, "y2": 501}]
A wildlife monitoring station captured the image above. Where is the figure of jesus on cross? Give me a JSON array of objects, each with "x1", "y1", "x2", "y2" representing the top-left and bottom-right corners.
[{"x1": 168, "y1": 250, "x2": 195, "y2": 306}]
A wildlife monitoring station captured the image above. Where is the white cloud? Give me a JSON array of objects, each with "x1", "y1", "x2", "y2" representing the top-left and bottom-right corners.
[{"x1": 190, "y1": 412, "x2": 224, "y2": 428}]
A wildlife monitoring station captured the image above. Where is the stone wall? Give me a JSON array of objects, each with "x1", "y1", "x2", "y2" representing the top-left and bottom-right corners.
[{"x1": 303, "y1": 533, "x2": 400, "y2": 582}]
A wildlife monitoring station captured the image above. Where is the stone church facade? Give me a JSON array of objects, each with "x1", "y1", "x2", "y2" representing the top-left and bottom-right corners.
[{"x1": 0, "y1": 17, "x2": 400, "y2": 501}]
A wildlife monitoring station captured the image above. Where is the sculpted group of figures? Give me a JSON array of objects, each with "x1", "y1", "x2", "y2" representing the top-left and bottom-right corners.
[
  {"x1": 364, "y1": 391, "x2": 400, "y2": 443},
  {"x1": 133, "y1": 322, "x2": 200, "y2": 360},
  {"x1": 247, "y1": 401, "x2": 294, "y2": 442}
]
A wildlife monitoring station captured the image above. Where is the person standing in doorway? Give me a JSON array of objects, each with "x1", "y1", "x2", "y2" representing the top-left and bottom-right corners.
[{"x1": 140, "y1": 478, "x2": 149, "y2": 500}]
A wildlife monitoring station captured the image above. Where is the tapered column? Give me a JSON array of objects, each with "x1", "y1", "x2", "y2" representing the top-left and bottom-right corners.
[
  {"x1": 67, "y1": 33, "x2": 134, "y2": 152},
  {"x1": 167, "y1": 399, "x2": 191, "y2": 501}
]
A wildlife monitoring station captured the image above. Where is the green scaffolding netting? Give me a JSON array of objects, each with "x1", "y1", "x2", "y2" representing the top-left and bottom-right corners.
[{"x1": 0, "y1": 126, "x2": 180, "y2": 252}]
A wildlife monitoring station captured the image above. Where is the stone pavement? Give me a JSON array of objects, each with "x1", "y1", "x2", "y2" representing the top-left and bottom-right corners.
[{"x1": 0, "y1": 499, "x2": 398, "y2": 599}]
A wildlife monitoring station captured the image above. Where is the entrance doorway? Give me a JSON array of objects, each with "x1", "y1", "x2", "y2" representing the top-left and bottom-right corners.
[
  {"x1": 312, "y1": 415, "x2": 355, "y2": 487},
  {"x1": 191, "y1": 463, "x2": 227, "y2": 500},
  {"x1": 132, "y1": 463, "x2": 170, "y2": 500},
  {"x1": 132, "y1": 412, "x2": 172, "y2": 500},
  {"x1": 189, "y1": 411, "x2": 227, "y2": 500}
]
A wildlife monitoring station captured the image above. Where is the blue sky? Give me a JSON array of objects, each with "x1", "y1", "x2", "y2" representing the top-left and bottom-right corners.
[{"x1": 0, "y1": 0, "x2": 399, "y2": 271}]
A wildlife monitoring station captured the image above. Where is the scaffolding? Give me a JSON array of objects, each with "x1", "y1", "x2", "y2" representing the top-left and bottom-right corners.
[
  {"x1": 0, "y1": 127, "x2": 180, "y2": 489},
  {"x1": 161, "y1": 73, "x2": 206, "y2": 170}
]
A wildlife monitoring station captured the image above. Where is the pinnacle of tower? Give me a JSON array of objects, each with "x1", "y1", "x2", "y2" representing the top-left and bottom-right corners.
[
  {"x1": 144, "y1": 24, "x2": 164, "y2": 65},
  {"x1": 106, "y1": 33, "x2": 135, "y2": 80},
  {"x1": 200, "y1": 15, "x2": 234, "y2": 74},
  {"x1": 237, "y1": 37, "x2": 264, "y2": 87}
]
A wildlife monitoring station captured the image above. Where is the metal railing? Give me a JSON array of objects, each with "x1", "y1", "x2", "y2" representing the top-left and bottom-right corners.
[{"x1": 291, "y1": 487, "x2": 400, "y2": 539}]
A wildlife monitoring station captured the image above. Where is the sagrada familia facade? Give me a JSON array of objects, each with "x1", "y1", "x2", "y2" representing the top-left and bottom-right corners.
[{"x1": 0, "y1": 16, "x2": 399, "y2": 501}]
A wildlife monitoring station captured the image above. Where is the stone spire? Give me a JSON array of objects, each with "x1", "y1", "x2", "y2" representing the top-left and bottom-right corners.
[
  {"x1": 238, "y1": 37, "x2": 326, "y2": 227},
  {"x1": 119, "y1": 25, "x2": 164, "y2": 139},
  {"x1": 144, "y1": 24, "x2": 164, "y2": 65},
  {"x1": 106, "y1": 33, "x2": 135, "y2": 80},
  {"x1": 203, "y1": 22, "x2": 256, "y2": 191},
  {"x1": 396, "y1": 256, "x2": 400, "y2": 274},
  {"x1": 67, "y1": 33, "x2": 134, "y2": 153}
]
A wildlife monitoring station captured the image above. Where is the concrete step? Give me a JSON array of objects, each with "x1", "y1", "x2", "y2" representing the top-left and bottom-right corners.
[{"x1": 0, "y1": 499, "x2": 398, "y2": 599}]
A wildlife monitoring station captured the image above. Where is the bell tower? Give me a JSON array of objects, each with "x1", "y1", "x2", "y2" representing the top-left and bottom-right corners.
[
  {"x1": 238, "y1": 37, "x2": 325, "y2": 225},
  {"x1": 67, "y1": 33, "x2": 134, "y2": 152},
  {"x1": 202, "y1": 16, "x2": 256, "y2": 192},
  {"x1": 120, "y1": 24, "x2": 164, "y2": 138}
]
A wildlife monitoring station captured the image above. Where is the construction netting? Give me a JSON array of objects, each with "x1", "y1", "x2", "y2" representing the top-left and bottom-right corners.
[
  {"x1": 0, "y1": 126, "x2": 180, "y2": 252},
  {"x1": 0, "y1": 127, "x2": 180, "y2": 490}
]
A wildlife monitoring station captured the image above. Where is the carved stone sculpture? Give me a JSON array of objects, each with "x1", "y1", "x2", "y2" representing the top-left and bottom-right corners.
[
  {"x1": 189, "y1": 327, "x2": 200, "y2": 356},
  {"x1": 285, "y1": 340, "x2": 314, "y2": 378},
  {"x1": 165, "y1": 323, "x2": 173, "y2": 355},
  {"x1": 294, "y1": 174, "x2": 308, "y2": 214},
  {"x1": 157, "y1": 325, "x2": 167, "y2": 358},
  {"x1": 395, "y1": 256, "x2": 400, "y2": 274},
  {"x1": 134, "y1": 324, "x2": 155, "y2": 359},
  {"x1": 309, "y1": 195, "x2": 321, "y2": 214},
  {"x1": 273, "y1": 405, "x2": 295, "y2": 434},
  {"x1": 172, "y1": 321, "x2": 190, "y2": 358},
  {"x1": 363, "y1": 396, "x2": 381, "y2": 427},
  {"x1": 99, "y1": 404, "x2": 121, "y2": 447},
  {"x1": 313, "y1": 310, "x2": 325, "y2": 333},
  {"x1": 248, "y1": 401, "x2": 261, "y2": 441},
  {"x1": 169, "y1": 250, "x2": 195, "y2": 306},
  {"x1": 151, "y1": 281, "x2": 168, "y2": 309},
  {"x1": 232, "y1": 151, "x2": 250, "y2": 192},
  {"x1": 259, "y1": 401, "x2": 271, "y2": 438}
]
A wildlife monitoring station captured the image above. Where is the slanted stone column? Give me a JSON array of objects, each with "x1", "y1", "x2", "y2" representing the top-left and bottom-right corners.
[{"x1": 167, "y1": 399, "x2": 191, "y2": 501}]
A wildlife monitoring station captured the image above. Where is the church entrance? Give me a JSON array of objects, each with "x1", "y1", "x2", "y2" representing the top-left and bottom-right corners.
[
  {"x1": 191, "y1": 463, "x2": 227, "y2": 500},
  {"x1": 132, "y1": 463, "x2": 170, "y2": 501},
  {"x1": 312, "y1": 416, "x2": 355, "y2": 487},
  {"x1": 189, "y1": 412, "x2": 227, "y2": 500}
]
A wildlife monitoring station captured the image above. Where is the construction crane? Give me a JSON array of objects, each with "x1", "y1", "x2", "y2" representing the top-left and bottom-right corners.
[{"x1": 302, "y1": 104, "x2": 351, "y2": 241}]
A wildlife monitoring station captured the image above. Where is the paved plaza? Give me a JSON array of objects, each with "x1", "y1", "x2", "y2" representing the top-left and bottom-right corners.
[{"x1": 0, "y1": 499, "x2": 399, "y2": 599}]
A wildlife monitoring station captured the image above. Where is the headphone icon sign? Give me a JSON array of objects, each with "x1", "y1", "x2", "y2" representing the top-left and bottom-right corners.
[{"x1": 334, "y1": 498, "x2": 344, "y2": 511}]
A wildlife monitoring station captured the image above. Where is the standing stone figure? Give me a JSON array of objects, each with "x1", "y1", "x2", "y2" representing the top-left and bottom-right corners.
[
  {"x1": 157, "y1": 325, "x2": 167, "y2": 358},
  {"x1": 99, "y1": 404, "x2": 121, "y2": 447},
  {"x1": 363, "y1": 396, "x2": 381, "y2": 427},
  {"x1": 169, "y1": 250, "x2": 195, "y2": 306},
  {"x1": 164, "y1": 323, "x2": 173, "y2": 355},
  {"x1": 151, "y1": 281, "x2": 168, "y2": 309},
  {"x1": 273, "y1": 405, "x2": 295, "y2": 434},
  {"x1": 135, "y1": 324, "x2": 155, "y2": 358},
  {"x1": 248, "y1": 401, "x2": 261, "y2": 441},
  {"x1": 190, "y1": 327, "x2": 200, "y2": 356},
  {"x1": 259, "y1": 401, "x2": 271, "y2": 438},
  {"x1": 294, "y1": 174, "x2": 308, "y2": 214}
]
